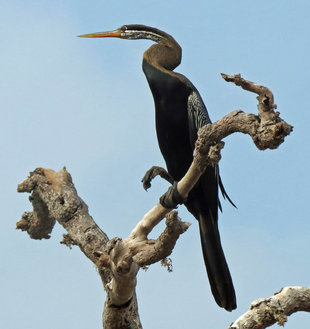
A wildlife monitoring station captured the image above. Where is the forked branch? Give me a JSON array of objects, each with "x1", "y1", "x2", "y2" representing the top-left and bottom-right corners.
[
  {"x1": 16, "y1": 168, "x2": 190, "y2": 329},
  {"x1": 16, "y1": 74, "x2": 293, "y2": 329}
]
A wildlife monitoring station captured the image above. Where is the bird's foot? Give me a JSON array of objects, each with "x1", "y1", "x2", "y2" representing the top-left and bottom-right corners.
[
  {"x1": 141, "y1": 166, "x2": 174, "y2": 191},
  {"x1": 160, "y1": 182, "x2": 187, "y2": 209},
  {"x1": 141, "y1": 166, "x2": 186, "y2": 209}
]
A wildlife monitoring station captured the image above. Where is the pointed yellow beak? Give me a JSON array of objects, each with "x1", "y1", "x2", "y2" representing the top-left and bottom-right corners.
[{"x1": 78, "y1": 29, "x2": 121, "y2": 38}]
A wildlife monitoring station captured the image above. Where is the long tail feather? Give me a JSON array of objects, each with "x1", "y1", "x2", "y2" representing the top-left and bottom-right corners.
[{"x1": 198, "y1": 212, "x2": 236, "y2": 311}]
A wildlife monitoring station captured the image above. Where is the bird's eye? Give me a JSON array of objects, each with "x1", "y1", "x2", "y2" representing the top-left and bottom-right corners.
[{"x1": 121, "y1": 25, "x2": 128, "y2": 32}]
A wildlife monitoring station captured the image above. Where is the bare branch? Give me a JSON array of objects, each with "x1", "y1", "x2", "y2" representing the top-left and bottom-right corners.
[
  {"x1": 17, "y1": 74, "x2": 293, "y2": 329},
  {"x1": 131, "y1": 211, "x2": 191, "y2": 267},
  {"x1": 229, "y1": 286, "x2": 310, "y2": 329},
  {"x1": 132, "y1": 75, "x2": 292, "y2": 238},
  {"x1": 17, "y1": 168, "x2": 189, "y2": 328},
  {"x1": 17, "y1": 168, "x2": 109, "y2": 266}
]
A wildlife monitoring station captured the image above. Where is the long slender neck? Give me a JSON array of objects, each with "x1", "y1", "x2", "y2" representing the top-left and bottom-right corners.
[{"x1": 142, "y1": 33, "x2": 182, "y2": 72}]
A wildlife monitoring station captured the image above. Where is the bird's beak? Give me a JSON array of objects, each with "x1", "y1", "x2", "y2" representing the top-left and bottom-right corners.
[{"x1": 78, "y1": 29, "x2": 121, "y2": 38}]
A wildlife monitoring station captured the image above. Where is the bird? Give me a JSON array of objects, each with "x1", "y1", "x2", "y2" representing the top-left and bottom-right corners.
[{"x1": 79, "y1": 24, "x2": 236, "y2": 311}]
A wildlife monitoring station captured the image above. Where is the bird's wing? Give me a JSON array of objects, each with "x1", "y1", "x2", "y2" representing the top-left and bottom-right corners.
[
  {"x1": 187, "y1": 91, "x2": 211, "y2": 149},
  {"x1": 187, "y1": 91, "x2": 236, "y2": 209}
]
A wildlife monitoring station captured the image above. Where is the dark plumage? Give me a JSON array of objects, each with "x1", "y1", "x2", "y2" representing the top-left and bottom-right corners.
[{"x1": 79, "y1": 24, "x2": 236, "y2": 311}]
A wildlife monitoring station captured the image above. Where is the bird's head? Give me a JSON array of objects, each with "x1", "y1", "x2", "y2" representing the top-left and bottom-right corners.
[{"x1": 78, "y1": 24, "x2": 170, "y2": 43}]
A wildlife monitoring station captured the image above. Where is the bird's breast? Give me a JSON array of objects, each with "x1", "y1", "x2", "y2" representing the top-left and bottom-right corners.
[{"x1": 143, "y1": 59, "x2": 194, "y2": 179}]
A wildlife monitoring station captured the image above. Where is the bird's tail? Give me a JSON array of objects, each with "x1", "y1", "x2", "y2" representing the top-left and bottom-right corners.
[{"x1": 198, "y1": 212, "x2": 236, "y2": 311}]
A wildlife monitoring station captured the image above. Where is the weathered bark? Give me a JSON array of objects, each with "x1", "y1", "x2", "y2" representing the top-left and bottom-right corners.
[
  {"x1": 229, "y1": 286, "x2": 310, "y2": 329},
  {"x1": 16, "y1": 167, "x2": 189, "y2": 329},
  {"x1": 16, "y1": 74, "x2": 294, "y2": 328}
]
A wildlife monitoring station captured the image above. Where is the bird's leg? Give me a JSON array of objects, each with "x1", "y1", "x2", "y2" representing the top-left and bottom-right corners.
[{"x1": 141, "y1": 166, "x2": 174, "y2": 190}]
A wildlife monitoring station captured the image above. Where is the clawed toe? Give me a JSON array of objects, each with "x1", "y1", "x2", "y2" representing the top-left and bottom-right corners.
[{"x1": 141, "y1": 166, "x2": 174, "y2": 191}]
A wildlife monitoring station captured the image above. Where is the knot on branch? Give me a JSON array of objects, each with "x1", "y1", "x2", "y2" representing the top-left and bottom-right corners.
[
  {"x1": 96, "y1": 238, "x2": 134, "y2": 276},
  {"x1": 165, "y1": 211, "x2": 190, "y2": 234},
  {"x1": 95, "y1": 238, "x2": 139, "y2": 306},
  {"x1": 253, "y1": 119, "x2": 293, "y2": 150},
  {"x1": 17, "y1": 168, "x2": 83, "y2": 239},
  {"x1": 193, "y1": 123, "x2": 225, "y2": 172},
  {"x1": 60, "y1": 234, "x2": 77, "y2": 249},
  {"x1": 16, "y1": 210, "x2": 55, "y2": 240}
]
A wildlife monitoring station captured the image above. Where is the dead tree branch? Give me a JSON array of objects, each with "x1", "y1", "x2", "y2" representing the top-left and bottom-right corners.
[
  {"x1": 16, "y1": 167, "x2": 190, "y2": 329},
  {"x1": 16, "y1": 74, "x2": 293, "y2": 329},
  {"x1": 132, "y1": 73, "x2": 292, "y2": 238},
  {"x1": 229, "y1": 286, "x2": 310, "y2": 329}
]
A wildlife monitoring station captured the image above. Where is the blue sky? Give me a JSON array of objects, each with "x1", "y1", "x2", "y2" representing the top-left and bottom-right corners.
[{"x1": 1, "y1": 1, "x2": 309, "y2": 328}]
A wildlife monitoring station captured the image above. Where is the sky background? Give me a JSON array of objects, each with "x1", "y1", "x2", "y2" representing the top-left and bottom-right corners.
[{"x1": 1, "y1": 1, "x2": 309, "y2": 328}]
